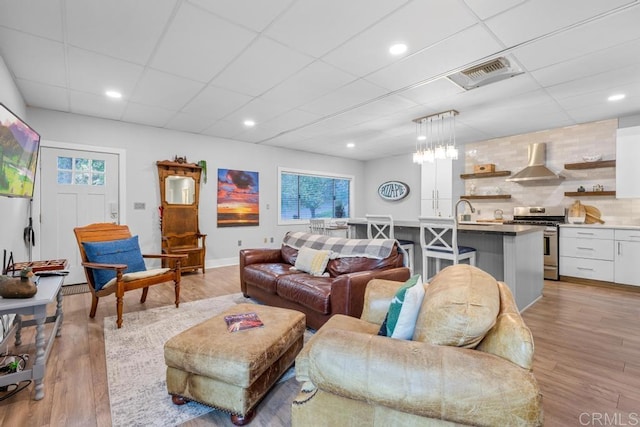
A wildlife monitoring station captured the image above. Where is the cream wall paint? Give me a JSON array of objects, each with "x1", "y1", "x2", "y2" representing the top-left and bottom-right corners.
[
  {"x1": 0, "y1": 56, "x2": 33, "y2": 268},
  {"x1": 25, "y1": 108, "x2": 366, "y2": 267}
]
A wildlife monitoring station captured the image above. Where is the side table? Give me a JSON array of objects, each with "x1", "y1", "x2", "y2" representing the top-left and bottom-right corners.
[{"x1": 0, "y1": 275, "x2": 64, "y2": 400}]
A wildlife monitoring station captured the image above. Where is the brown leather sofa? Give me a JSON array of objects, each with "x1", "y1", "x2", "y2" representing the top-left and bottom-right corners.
[
  {"x1": 293, "y1": 264, "x2": 543, "y2": 426},
  {"x1": 239, "y1": 235, "x2": 410, "y2": 330}
]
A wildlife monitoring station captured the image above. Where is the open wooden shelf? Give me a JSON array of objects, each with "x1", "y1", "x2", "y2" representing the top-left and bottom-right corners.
[
  {"x1": 461, "y1": 195, "x2": 512, "y2": 200},
  {"x1": 564, "y1": 191, "x2": 616, "y2": 197},
  {"x1": 564, "y1": 160, "x2": 616, "y2": 170},
  {"x1": 460, "y1": 171, "x2": 511, "y2": 179}
]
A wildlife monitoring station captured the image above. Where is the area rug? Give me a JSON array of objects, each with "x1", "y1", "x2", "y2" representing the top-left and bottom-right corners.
[{"x1": 103, "y1": 293, "x2": 309, "y2": 427}]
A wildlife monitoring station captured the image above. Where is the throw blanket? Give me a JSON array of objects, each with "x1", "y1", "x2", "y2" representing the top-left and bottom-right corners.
[{"x1": 283, "y1": 231, "x2": 398, "y2": 259}]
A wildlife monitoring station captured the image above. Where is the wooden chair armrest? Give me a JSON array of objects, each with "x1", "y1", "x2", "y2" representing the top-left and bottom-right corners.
[
  {"x1": 142, "y1": 253, "x2": 188, "y2": 259},
  {"x1": 81, "y1": 261, "x2": 127, "y2": 271}
]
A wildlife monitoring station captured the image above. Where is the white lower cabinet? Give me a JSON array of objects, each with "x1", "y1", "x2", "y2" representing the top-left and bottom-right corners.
[
  {"x1": 560, "y1": 227, "x2": 614, "y2": 282},
  {"x1": 614, "y1": 229, "x2": 640, "y2": 286}
]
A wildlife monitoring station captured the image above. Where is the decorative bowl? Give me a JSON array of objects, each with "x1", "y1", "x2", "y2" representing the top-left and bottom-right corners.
[
  {"x1": 334, "y1": 220, "x2": 347, "y2": 226},
  {"x1": 582, "y1": 154, "x2": 602, "y2": 162}
]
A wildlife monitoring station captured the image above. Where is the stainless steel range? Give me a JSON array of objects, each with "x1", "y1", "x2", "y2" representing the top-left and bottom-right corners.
[{"x1": 505, "y1": 206, "x2": 566, "y2": 280}]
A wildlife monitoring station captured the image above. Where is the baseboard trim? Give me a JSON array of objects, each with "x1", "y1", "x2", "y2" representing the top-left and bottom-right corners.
[{"x1": 559, "y1": 275, "x2": 640, "y2": 293}]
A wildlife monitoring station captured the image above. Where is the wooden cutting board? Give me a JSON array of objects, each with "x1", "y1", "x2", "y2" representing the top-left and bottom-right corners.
[
  {"x1": 583, "y1": 204, "x2": 604, "y2": 224},
  {"x1": 568, "y1": 201, "x2": 586, "y2": 224}
]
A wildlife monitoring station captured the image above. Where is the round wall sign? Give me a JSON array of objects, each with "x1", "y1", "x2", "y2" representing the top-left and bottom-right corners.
[{"x1": 377, "y1": 181, "x2": 410, "y2": 201}]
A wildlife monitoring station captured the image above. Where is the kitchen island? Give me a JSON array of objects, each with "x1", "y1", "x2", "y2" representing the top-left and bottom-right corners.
[{"x1": 348, "y1": 219, "x2": 544, "y2": 311}]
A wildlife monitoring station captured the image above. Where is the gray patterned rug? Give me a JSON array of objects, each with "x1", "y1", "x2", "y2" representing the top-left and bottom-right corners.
[{"x1": 103, "y1": 293, "x2": 304, "y2": 427}]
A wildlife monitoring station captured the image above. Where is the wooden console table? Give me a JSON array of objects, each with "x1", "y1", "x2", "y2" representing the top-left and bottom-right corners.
[{"x1": 0, "y1": 275, "x2": 64, "y2": 400}]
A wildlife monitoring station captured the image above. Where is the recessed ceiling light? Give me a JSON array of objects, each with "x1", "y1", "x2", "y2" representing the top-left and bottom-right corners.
[
  {"x1": 389, "y1": 43, "x2": 407, "y2": 56},
  {"x1": 243, "y1": 119, "x2": 256, "y2": 127},
  {"x1": 608, "y1": 93, "x2": 625, "y2": 102},
  {"x1": 346, "y1": 142, "x2": 355, "y2": 148},
  {"x1": 105, "y1": 90, "x2": 122, "y2": 99}
]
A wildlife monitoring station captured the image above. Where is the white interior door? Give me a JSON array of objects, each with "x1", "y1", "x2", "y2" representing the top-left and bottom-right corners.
[{"x1": 40, "y1": 147, "x2": 119, "y2": 284}]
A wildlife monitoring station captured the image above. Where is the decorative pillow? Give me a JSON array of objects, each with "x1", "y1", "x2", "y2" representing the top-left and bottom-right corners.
[
  {"x1": 291, "y1": 247, "x2": 331, "y2": 276},
  {"x1": 83, "y1": 236, "x2": 147, "y2": 291},
  {"x1": 378, "y1": 274, "x2": 425, "y2": 340},
  {"x1": 412, "y1": 264, "x2": 499, "y2": 348}
]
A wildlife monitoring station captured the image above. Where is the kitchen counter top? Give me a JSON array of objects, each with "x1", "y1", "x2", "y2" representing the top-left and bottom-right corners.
[
  {"x1": 560, "y1": 223, "x2": 640, "y2": 230},
  {"x1": 348, "y1": 218, "x2": 543, "y2": 236}
]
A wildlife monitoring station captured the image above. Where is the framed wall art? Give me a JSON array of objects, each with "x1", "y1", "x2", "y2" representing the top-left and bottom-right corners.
[{"x1": 217, "y1": 169, "x2": 259, "y2": 227}]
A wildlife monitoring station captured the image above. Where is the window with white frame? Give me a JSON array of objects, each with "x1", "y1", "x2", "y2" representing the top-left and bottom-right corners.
[{"x1": 278, "y1": 168, "x2": 352, "y2": 224}]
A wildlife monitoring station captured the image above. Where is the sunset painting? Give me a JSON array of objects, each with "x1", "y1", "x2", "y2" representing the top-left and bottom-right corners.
[{"x1": 217, "y1": 169, "x2": 259, "y2": 227}]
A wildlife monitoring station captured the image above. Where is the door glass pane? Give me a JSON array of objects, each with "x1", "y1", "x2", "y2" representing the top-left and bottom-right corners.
[{"x1": 75, "y1": 158, "x2": 90, "y2": 171}]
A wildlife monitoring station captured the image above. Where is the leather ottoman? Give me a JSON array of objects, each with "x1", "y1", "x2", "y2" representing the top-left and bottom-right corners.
[{"x1": 164, "y1": 303, "x2": 305, "y2": 425}]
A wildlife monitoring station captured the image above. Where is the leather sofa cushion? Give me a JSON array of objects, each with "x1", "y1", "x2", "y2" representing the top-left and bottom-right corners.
[
  {"x1": 413, "y1": 264, "x2": 499, "y2": 348},
  {"x1": 327, "y1": 246, "x2": 403, "y2": 277},
  {"x1": 243, "y1": 263, "x2": 303, "y2": 294},
  {"x1": 276, "y1": 274, "x2": 332, "y2": 314},
  {"x1": 281, "y1": 244, "x2": 298, "y2": 265}
]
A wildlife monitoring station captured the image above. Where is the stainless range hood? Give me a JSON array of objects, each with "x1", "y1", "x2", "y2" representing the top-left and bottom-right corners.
[{"x1": 506, "y1": 143, "x2": 564, "y2": 183}]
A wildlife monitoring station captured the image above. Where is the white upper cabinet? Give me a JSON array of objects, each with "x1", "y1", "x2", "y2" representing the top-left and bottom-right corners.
[
  {"x1": 421, "y1": 159, "x2": 453, "y2": 218},
  {"x1": 616, "y1": 126, "x2": 640, "y2": 198}
]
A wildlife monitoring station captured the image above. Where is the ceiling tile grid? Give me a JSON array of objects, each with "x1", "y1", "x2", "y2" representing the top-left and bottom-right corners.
[{"x1": 0, "y1": 1, "x2": 639, "y2": 160}]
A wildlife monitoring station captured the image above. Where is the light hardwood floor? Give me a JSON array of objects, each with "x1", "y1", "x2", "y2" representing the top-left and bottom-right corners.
[{"x1": 0, "y1": 266, "x2": 639, "y2": 426}]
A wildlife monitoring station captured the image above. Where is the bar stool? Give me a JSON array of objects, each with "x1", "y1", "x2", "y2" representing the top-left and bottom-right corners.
[
  {"x1": 309, "y1": 218, "x2": 327, "y2": 235},
  {"x1": 365, "y1": 214, "x2": 415, "y2": 274},
  {"x1": 419, "y1": 216, "x2": 476, "y2": 280}
]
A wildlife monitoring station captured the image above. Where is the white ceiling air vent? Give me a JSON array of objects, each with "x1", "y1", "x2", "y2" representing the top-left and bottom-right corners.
[{"x1": 447, "y1": 56, "x2": 523, "y2": 90}]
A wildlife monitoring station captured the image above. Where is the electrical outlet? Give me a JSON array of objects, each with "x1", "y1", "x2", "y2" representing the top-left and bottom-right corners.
[
  {"x1": 270, "y1": 237, "x2": 274, "y2": 243},
  {"x1": 264, "y1": 237, "x2": 267, "y2": 243},
  {"x1": 133, "y1": 202, "x2": 145, "y2": 210},
  {"x1": 237, "y1": 240, "x2": 242, "y2": 246}
]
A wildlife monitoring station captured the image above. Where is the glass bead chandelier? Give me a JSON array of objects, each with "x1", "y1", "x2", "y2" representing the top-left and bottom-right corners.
[{"x1": 412, "y1": 110, "x2": 459, "y2": 164}]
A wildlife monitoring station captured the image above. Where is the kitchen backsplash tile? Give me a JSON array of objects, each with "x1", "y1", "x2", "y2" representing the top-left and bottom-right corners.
[{"x1": 463, "y1": 118, "x2": 640, "y2": 225}]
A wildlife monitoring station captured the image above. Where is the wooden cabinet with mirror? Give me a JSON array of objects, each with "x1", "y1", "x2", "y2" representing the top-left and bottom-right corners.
[{"x1": 157, "y1": 160, "x2": 206, "y2": 274}]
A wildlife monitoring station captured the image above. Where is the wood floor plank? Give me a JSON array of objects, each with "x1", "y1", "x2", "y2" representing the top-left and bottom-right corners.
[{"x1": 1, "y1": 269, "x2": 639, "y2": 426}]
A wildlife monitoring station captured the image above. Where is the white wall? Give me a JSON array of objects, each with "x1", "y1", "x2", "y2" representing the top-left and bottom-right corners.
[
  {"x1": 25, "y1": 108, "x2": 366, "y2": 267},
  {"x1": 0, "y1": 56, "x2": 33, "y2": 270}
]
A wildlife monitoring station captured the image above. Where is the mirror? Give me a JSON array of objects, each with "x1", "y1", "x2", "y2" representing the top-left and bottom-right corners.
[{"x1": 165, "y1": 176, "x2": 195, "y2": 204}]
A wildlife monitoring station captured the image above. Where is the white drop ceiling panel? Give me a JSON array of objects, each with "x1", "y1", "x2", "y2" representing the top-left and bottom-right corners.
[
  {"x1": 150, "y1": 2, "x2": 256, "y2": 82},
  {"x1": 180, "y1": 84, "x2": 252, "y2": 120},
  {"x1": 530, "y1": 38, "x2": 640, "y2": 88},
  {"x1": 121, "y1": 102, "x2": 175, "y2": 128},
  {"x1": 485, "y1": 0, "x2": 635, "y2": 47},
  {"x1": 69, "y1": 91, "x2": 127, "y2": 120},
  {"x1": 0, "y1": 0, "x2": 63, "y2": 41},
  {"x1": 264, "y1": 0, "x2": 409, "y2": 58},
  {"x1": 202, "y1": 120, "x2": 246, "y2": 139},
  {"x1": 222, "y1": 97, "x2": 292, "y2": 125},
  {"x1": 299, "y1": 79, "x2": 389, "y2": 116},
  {"x1": 322, "y1": 0, "x2": 477, "y2": 78},
  {"x1": 65, "y1": 0, "x2": 177, "y2": 64},
  {"x1": 506, "y1": 4, "x2": 640, "y2": 71},
  {"x1": 260, "y1": 61, "x2": 357, "y2": 109},
  {"x1": 67, "y1": 48, "x2": 144, "y2": 96},
  {"x1": 130, "y1": 69, "x2": 204, "y2": 111},
  {"x1": 364, "y1": 25, "x2": 503, "y2": 92},
  {"x1": 187, "y1": 0, "x2": 292, "y2": 32},
  {"x1": 0, "y1": 28, "x2": 66, "y2": 87},
  {"x1": 211, "y1": 37, "x2": 314, "y2": 97},
  {"x1": 17, "y1": 79, "x2": 70, "y2": 112},
  {"x1": 462, "y1": 0, "x2": 526, "y2": 20},
  {"x1": 164, "y1": 111, "x2": 217, "y2": 134}
]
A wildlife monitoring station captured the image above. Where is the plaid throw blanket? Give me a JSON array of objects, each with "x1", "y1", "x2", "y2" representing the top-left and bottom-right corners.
[{"x1": 282, "y1": 231, "x2": 398, "y2": 259}]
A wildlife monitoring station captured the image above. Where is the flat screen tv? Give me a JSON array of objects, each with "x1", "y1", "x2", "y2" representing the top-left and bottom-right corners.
[{"x1": 0, "y1": 103, "x2": 40, "y2": 198}]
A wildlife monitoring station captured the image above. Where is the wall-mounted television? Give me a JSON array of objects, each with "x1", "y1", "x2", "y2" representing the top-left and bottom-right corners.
[{"x1": 0, "y1": 103, "x2": 40, "y2": 198}]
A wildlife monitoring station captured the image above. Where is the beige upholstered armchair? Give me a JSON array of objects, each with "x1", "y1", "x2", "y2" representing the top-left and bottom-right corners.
[{"x1": 293, "y1": 264, "x2": 543, "y2": 426}]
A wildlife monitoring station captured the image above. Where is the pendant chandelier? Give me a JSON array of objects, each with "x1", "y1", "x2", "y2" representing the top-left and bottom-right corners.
[{"x1": 412, "y1": 110, "x2": 459, "y2": 164}]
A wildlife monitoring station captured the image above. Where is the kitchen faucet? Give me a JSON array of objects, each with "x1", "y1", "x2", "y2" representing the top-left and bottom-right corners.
[{"x1": 455, "y1": 199, "x2": 475, "y2": 224}]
